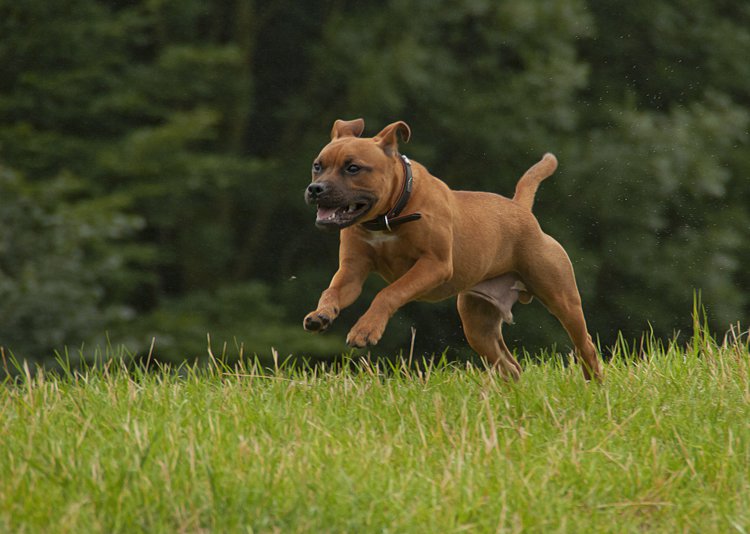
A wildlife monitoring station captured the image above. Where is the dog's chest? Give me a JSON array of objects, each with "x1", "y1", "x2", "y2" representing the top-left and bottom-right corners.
[
  {"x1": 362, "y1": 233, "x2": 416, "y2": 282},
  {"x1": 362, "y1": 232, "x2": 400, "y2": 247}
]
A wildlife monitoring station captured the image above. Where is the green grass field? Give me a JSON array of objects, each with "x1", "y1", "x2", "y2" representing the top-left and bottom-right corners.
[{"x1": 2, "y1": 326, "x2": 749, "y2": 533}]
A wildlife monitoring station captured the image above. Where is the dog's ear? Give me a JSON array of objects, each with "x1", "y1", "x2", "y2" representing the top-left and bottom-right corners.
[
  {"x1": 330, "y1": 118, "x2": 365, "y2": 140},
  {"x1": 374, "y1": 121, "x2": 411, "y2": 156}
]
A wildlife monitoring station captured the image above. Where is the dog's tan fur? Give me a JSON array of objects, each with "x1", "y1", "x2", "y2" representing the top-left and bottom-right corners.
[{"x1": 304, "y1": 118, "x2": 602, "y2": 380}]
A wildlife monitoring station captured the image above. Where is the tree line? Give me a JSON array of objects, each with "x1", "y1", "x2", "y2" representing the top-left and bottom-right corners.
[{"x1": 1, "y1": 0, "x2": 748, "y2": 365}]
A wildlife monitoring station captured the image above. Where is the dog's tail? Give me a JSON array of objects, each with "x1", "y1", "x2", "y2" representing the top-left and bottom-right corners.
[{"x1": 512, "y1": 153, "x2": 558, "y2": 211}]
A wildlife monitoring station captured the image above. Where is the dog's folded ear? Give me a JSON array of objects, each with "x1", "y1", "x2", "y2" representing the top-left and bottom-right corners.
[
  {"x1": 331, "y1": 118, "x2": 365, "y2": 140},
  {"x1": 374, "y1": 121, "x2": 411, "y2": 156}
]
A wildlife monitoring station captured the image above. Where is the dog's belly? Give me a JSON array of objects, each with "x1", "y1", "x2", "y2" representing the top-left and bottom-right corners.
[
  {"x1": 370, "y1": 236, "x2": 523, "y2": 303},
  {"x1": 418, "y1": 281, "x2": 466, "y2": 302},
  {"x1": 372, "y1": 253, "x2": 453, "y2": 301},
  {"x1": 374, "y1": 258, "x2": 501, "y2": 303}
]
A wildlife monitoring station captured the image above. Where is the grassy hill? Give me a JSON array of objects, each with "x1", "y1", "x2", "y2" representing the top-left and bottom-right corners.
[{"x1": 2, "y1": 325, "x2": 748, "y2": 532}]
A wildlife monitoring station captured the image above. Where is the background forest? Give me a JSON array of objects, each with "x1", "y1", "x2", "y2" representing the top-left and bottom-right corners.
[{"x1": 1, "y1": 0, "x2": 748, "y2": 366}]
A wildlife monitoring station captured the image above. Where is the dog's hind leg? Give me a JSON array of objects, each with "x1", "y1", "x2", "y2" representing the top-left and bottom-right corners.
[
  {"x1": 457, "y1": 292, "x2": 522, "y2": 379},
  {"x1": 519, "y1": 236, "x2": 603, "y2": 381}
]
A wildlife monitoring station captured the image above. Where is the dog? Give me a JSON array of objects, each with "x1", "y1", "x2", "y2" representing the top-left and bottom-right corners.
[{"x1": 303, "y1": 118, "x2": 602, "y2": 381}]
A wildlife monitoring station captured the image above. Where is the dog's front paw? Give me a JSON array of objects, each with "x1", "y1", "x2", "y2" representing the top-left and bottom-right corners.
[
  {"x1": 346, "y1": 314, "x2": 387, "y2": 348},
  {"x1": 303, "y1": 307, "x2": 338, "y2": 332}
]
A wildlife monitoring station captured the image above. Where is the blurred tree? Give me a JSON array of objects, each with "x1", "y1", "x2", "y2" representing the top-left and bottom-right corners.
[
  {"x1": 0, "y1": 165, "x2": 144, "y2": 363},
  {"x1": 0, "y1": 0, "x2": 748, "y2": 363},
  {"x1": 573, "y1": 0, "x2": 750, "y2": 339}
]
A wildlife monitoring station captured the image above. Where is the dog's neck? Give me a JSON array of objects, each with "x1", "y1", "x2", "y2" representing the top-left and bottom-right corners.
[{"x1": 361, "y1": 154, "x2": 422, "y2": 232}]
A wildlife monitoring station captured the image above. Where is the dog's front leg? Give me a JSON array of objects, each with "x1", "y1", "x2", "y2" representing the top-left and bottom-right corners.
[
  {"x1": 304, "y1": 253, "x2": 372, "y2": 334},
  {"x1": 346, "y1": 257, "x2": 452, "y2": 348}
]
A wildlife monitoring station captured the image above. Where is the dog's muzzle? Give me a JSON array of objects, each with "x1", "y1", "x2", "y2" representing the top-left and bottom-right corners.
[{"x1": 305, "y1": 182, "x2": 375, "y2": 230}]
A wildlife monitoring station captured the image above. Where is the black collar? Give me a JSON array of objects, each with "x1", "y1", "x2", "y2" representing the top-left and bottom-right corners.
[{"x1": 361, "y1": 155, "x2": 422, "y2": 232}]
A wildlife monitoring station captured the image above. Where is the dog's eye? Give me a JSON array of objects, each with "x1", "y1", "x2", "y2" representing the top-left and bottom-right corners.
[
  {"x1": 346, "y1": 164, "x2": 361, "y2": 175},
  {"x1": 312, "y1": 162, "x2": 322, "y2": 173}
]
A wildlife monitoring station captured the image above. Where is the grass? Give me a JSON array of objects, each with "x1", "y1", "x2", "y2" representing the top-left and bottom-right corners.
[{"x1": 1, "y1": 325, "x2": 749, "y2": 533}]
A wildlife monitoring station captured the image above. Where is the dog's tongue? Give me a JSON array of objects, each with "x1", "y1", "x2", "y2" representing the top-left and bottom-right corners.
[{"x1": 316, "y1": 206, "x2": 338, "y2": 221}]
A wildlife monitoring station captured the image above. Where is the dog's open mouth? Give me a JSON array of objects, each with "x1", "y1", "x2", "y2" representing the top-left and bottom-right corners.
[{"x1": 316, "y1": 200, "x2": 372, "y2": 229}]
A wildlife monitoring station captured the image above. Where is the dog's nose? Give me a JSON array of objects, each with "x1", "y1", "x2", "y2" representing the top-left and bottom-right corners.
[{"x1": 306, "y1": 183, "x2": 326, "y2": 198}]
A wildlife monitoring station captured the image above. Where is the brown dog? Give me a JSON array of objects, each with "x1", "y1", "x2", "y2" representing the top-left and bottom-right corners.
[{"x1": 303, "y1": 118, "x2": 602, "y2": 380}]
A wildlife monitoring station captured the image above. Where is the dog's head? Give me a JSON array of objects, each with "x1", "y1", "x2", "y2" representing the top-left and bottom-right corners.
[{"x1": 305, "y1": 118, "x2": 411, "y2": 230}]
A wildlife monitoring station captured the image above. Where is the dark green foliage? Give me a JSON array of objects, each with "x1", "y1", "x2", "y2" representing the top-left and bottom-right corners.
[
  {"x1": 108, "y1": 281, "x2": 343, "y2": 364},
  {"x1": 0, "y1": 166, "x2": 143, "y2": 363},
  {"x1": 0, "y1": 0, "x2": 748, "y2": 363}
]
